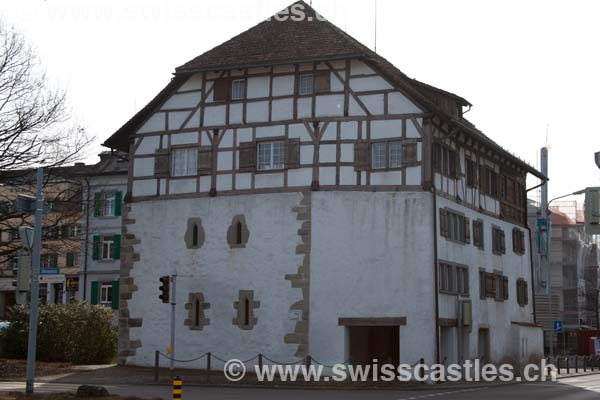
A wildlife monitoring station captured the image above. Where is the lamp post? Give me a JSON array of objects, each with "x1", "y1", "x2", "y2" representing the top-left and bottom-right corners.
[{"x1": 22, "y1": 167, "x2": 43, "y2": 395}]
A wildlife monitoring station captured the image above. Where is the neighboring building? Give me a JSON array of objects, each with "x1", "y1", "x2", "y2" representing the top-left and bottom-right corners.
[
  {"x1": 79, "y1": 151, "x2": 128, "y2": 312},
  {"x1": 530, "y1": 201, "x2": 600, "y2": 355},
  {"x1": 104, "y1": 1, "x2": 545, "y2": 369},
  {"x1": 0, "y1": 169, "x2": 83, "y2": 317}
]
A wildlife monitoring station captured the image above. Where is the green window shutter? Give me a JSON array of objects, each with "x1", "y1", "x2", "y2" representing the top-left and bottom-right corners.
[
  {"x1": 93, "y1": 192, "x2": 102, "y2": 217},
  {"x1": 90, "y1": 281, "x2": 99, "y2": 305},
  {"x1": 111, "y1": 280, "x2": 120, "y2": 310},
  {"x1": 92, "y1": 235, "x2": 100, "y2": 260},
  {"x1": 114, "y1": 191, "x2": 123, "y2": 216},
  {"x1": 112, "y1": 234, "x2": 121, "y2": 260}
]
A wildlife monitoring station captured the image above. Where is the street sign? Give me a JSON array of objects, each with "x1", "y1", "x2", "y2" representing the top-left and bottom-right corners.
[
  {"x1": 39, "y1": 274, "x2": 64, "y2": 284},
  {"x1": 40, "y1": 268, "x2": 59, "y2": 275},
  {"x1": 553, "y1": 320, "x2": 563, "y2": 334}
]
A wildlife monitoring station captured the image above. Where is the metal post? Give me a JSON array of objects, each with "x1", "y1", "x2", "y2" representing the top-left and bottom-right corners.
[
  {"x1": 25, "y1": 167, "x2": 43, "y2": 395},
  {"x1": 206, "y1": 352, "x2": 211, "y2": 383},
  {"x1": 155, "y1": 350, "x2": 160, "y2": 382},
  {"x1": 170, "y1": 274, "x2": 177, "y2": 381},
  {"x1": 172, "y1": 376, "x2": 182, "y2": 400},
  {"x1": 539, "y1": 147, "x2": 554, "y2": 358}
]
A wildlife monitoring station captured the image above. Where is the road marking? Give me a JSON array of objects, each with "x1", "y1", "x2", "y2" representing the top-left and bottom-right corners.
[{"x1": 397, "y1": 387, "x2": 487, "y2": 400}]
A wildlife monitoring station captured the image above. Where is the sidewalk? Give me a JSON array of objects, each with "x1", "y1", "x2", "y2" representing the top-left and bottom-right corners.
[{"x1": 3, "y1": 363, "x2": 599, "y2": 391}]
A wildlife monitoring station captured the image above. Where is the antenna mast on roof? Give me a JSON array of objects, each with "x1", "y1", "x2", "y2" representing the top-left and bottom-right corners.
[{"x1": 374, "y1": 0, "x2": 378, "y2": 52}]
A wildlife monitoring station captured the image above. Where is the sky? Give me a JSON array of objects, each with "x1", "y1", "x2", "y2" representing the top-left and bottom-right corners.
[{"x1": 1, "y1": 0, "x2": 599, "y2": 204}]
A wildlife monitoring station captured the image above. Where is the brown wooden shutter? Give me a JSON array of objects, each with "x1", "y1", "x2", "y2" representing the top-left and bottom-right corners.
[
  {"x1": 485, "y1": 273, "x2": 496, "y2": 298},
  {"x1": 439, "y1": 208, "x2": 448, "y2": 237},
  {"x1": 403, "y1": 142, "x2": 417, "y2": 164},
  {"x1": 464, "y1": 217, "x2": 471, "y2": 244},
  {"x1": 454, "y1": 152, "x2": 461, "y2": 178},
  {"x1": 354, "y1": 142, "x2": 369, "y2": 171},
  {"x1": 523, "y1": 281, "x2": 529, "y2": 304},
  {"x1": 314, "y1": 70, "x2": 330, "y2": 93},
  {"x1": 238, "y1": 141, "x2": 256, "y2": 172},
  {"x1": 198, "y1": 146, "x2": 212, "y2": 176},
  {"x1": 479, "y1": 270, "x2": 486, "y2": 299},
  {"x1": 213, "y1": 78, "x2": 230, "y2": 101},
  {"x1": 512, "y1": 228, "x2": 518, "y2": 253},
  {"x1": 500, "y1": 230, "x2": 506, "y2": 254},
  {"x1": 154, "y1": 150, "x2": 170, "y2": 177},
  {"x1": 285, "y1": 138, "x2": 301, "y2": 169},
  {"x1": 502, "y1": 276, "x2": 509, "y2": 300},
  {"x1": 479, "y1": 165, "x2": 488, "y2": 195}
]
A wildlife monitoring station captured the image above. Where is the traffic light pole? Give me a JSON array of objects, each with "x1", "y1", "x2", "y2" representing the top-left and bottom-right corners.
[
  {"x1": 25, "y1": 167, "x2": 43, "y2": 395},
  {"x1": 170, "y1": 274, "x2": 176, "y2": 380}
]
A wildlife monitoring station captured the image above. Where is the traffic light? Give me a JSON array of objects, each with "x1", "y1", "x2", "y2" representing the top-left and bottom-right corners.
[
  {"x1": 584, "y1": 187, "x2": 600, "y2": 235},
  {"x1": 159, "y1": 275, "x2": 170, "y2": 303}
]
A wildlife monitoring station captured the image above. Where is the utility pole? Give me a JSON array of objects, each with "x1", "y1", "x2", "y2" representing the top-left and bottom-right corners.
[
  {"x1": 25, "y1": 167, "x2": 43, "y2": 395},
  {"x1": 170, "y1": 274, "x2": 177, "y2": 381},
  {"x1": 538, "y1": 146, "x2": 554, "y2": 357}
]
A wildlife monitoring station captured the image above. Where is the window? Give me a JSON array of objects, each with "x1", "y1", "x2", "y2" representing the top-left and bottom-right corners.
[
  {"x1": 171, "y1": 148, "x2": 198, "y2": 177},
  {"x1": 9, "y1": 257, "x2": 18, "y2": 273},
  {"x1": 99, "y1": 192, "x2": 116, "y2": 217},
  {"x1": 41, "y1": 254, "x2": 58, "y2": 268},
  {"x1": 68, "y1": 224, "x2": 81, "y2": 238},
  {"x1": 388, "y1": 142, "x2": 402, "y2": 168},
  {"x1": 370, "y1": 141, "x2": 407, "y2": 170},
  {"x1": 299, "y1": 74, "x2": 314, "y2": 95},
  {"x1": 480, "y1": 270, "x2": 497, "y2": 299},
  {"x1": 492, "y1": 227, "x2": 506, "y2": 255},
  {"x1": 192, "y1": 224, "x2": 199, "y2": 247},
  {"x1": 66, "y1": 252, "x2": 79, "y2": 267},
  {"x1": 186, "y1": 292, "x2": 209, "y2": 330},
  {"x1": 512, "y1": 228, "x2": 525, "y2": 255},
  {"x1": 194, "y1": 298, "x2": 201, "y2": 327},
  {"x1": 234, "y1": 290, "x2": 258, "y2": 330},
  {"x1": 231, "y1": 79, "x2": 245, "y2": 100},
  {"x1": 371, "y1": 142, "x2": 387, "y2": 169},
  {"x1": 9, "y1": 229, "x2": 20, "y2": 241},
  {"x1": 473, "y1": 219, "x2": 484, "y2": 249},
  {"x1": 44, "y1": 226, "x2": 60, "y2": 240},
  {"x1": 456, "y1": 266, "x2": 469, "y2": 296},
  {"x1": 236, "y1": 221, "x2": 243, "y2": 245},
  {"x1": 480, "y1": 167, "x2": 499, "y2": 198},
  {"x1": 516, "y1": 279, "x2": 529, "y2": 306},
  {"x1": 101, "y1": 236, "x2": 114, "y2": 260},
  {"x1": 433, "y1": 143, "x2": 458, "y2": 178},
  {"x1": 466, "y1": 159, "x2": 477, "y2": 187},
  {"x1": 257, "y1": 141, "x2": 285, "y2": 170},
  {"x1": 94, "y1": 191, "x2": 122, "y2": 218},
  {"x1": 100, "y1": 282, "x2": 113, "y2": 306},
  {"x1": 439, "y1": 262, "x2": 469, "y2": 296},
  {"x1": 227, "y1": 215, "x2": 249, "y2": 248},
  {"x1": 440, "y1": 209, "x2": 470, "y2": 244}
]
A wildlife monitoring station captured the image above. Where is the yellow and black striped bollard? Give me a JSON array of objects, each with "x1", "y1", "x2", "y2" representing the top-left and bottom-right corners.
[{"x1": 172, "y1": 376, "x2": 182, "y2": 400}]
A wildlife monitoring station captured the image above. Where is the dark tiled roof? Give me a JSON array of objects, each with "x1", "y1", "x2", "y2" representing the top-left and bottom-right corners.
[
  {"x1": 104, "y1": 0, "x2": 544, "y2": 180},
  {"x1": 175, "y1": 1, "x2": 363, "y2": 73}
]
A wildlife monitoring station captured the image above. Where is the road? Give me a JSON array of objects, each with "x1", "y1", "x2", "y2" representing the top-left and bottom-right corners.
[{"x1": 2, "y1": 374, "x2": 600, "y2": 399}]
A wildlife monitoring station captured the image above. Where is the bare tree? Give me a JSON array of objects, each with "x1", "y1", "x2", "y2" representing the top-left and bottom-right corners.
[
  {"x1": 0, "y1": 19, "x2": 91, "y2": 173},
  {"x1": 0, "y1": 20, "x2": 94, "y2": 272}
]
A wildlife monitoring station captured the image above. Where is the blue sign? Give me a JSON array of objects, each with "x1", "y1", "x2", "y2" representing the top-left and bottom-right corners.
[
  {"x1": 40, "y1": 268, "x2": 60, "y2": 275},
  {"x1": 553, "y1": 320, "x2": 563, "y2": 334}
]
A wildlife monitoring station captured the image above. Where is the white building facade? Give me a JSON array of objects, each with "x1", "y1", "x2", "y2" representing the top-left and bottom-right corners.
[{"x1": 105, "y1": 1, "x2": 545, "y2": 370}]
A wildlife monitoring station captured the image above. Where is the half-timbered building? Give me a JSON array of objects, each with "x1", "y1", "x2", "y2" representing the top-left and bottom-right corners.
[{"x1": 104, "y1": 1, "x2": 546, "y2": 370}]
